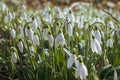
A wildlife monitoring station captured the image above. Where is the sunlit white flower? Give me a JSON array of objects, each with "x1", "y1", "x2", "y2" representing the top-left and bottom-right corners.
[
  {"x1": 91, "y1": 29, "x2": 102, "y2": 44},
  {"x1": 12, "y1": 52, "x2": 17, "y2": 63},
  {"x1": 77, "y1": 14, "x2": 84, "y2": 29},
  {"x1": 10, "y1": 28, "x2": 16, "y2": 39},
  {"x1": 106, "y1": 38, "x2": 113, "y2": 48},
  {"x1": 68, "y1": 23, "x2": 73, "y2": 37},
  {"x1": 42, "y1": 28, "x2": 48, "y2": 41},
  {"x1": 55, "y1": 32, "x2": 65, "y2": 48},
  {"x1": 18, "y1": 40, "x2": 24, "y2": 53},
  {"x1": 19, "y1": 25, "x2": 24, "y2": 37},
  {"x1": 48, "y1": 33, "x2": 54, "y2": 47},
  {"x1": 75, "y1": 61, "x2": 88, "y2": 79},
  {"x1": 63, "y1": 48, "x2": 76, "y2": 69},
  {"x1": 29, "y1": 45, "x2": 34, "y2": 52},
  {"x1": 33, "y1": 33, "x2": 40, "y2": 46},
  {"x1": 27, "y1": 26, "x2": 33, "y2": 40},
  {"x1": 32, "y1": 18, "x2": 38, "y2": 30},
  {"x1": 91, "y1": 35, "x2": 102, "y2": 54},
  {"x1": 67, "y1": 10, "x2": 75, "y2": 23},
  {"x1": 67, "y1": 54, "x2": 76, "y2": 69}
]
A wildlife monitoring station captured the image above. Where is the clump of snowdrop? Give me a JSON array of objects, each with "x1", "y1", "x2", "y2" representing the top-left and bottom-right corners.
[
  {"x1": 10, "y1": 28, "x2": 16, "y2": 39},
  {"x1": 63, "y1": 48, "x2": 88, "y2": 79},
  {"x1": 18, "y1": 39, "x2": 24, "y2": 53},
  {"x1": 55, "y1": 30, "x2": 65, "y2": 48}
]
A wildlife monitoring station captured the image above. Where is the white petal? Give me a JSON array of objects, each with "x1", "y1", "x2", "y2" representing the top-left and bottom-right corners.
[
  {"x1": 48, "y1": 34, "x2": 54, "y2": 47},
  {"x1": 67, "y1": 55, "x2": 74, "y2": 69},
  {"x1": 79, "y1": 63, "x2": 88, "y2": 79},
  {"x1": 18, "y1": 41, "x2": 24, "y2": 53}
]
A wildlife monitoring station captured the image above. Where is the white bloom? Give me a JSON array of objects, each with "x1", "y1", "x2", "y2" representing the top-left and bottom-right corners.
[
  {"x1": 91, "y1": 36, "x2": 102, "y2": 54},
  {"x1": 32, "y1": 18, "x2": 38, "y2": 30},
  {"x1": 91, "y1": 29, "x2": 102, "y2": 44},
  {"x1": 55, "y1": 32, "x2": 65, "y2": 48},
  {"x1": 18, "y1": 40, "x2": 24, "y2": 53},
  {"x1": 12, "y1": 52, "x2": 17, "y2": 63},
  {"x1": 67, "y1": 54, "x2": 75, "y2": 69},
  {"x1": 42, "y1": 28, "x2": 48, "y2": 41},
  {"x1": 10, "y1": 29, "x2": 16, "y2": 39},
  {"x1": 19, "y1": 26, "x2": 24, "y2": 37},
  {"x1": 75, "y1": 62, "x2": 88, "y2": 79},
  {"x1": 106, "y1": 38, "x2": 113, "y2": 48},
  {"x1": 48, "y1": 34, "x2": 54, "y2": 47},
  {"x1": 27, "y1": 28, "x2": 33, "y2": 40},
  {"x1": 8, "y1": 12, "x2": 12, "y2": 21},
  {"x1": 33, "y1": 34, "x2": 40, "y2": 46},
  {"x1": 68, "y1": 23, "x2": 73, "y2": 37}
]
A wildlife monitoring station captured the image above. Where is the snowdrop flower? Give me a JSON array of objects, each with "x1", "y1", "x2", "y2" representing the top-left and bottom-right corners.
[
  {"x1": 77, "y1": 14, "x2": 84, "y2": 29},
  {"x1": 33, "y1": 33, "x2": 40, "y2": 46},
  {"x1": 19, "y1": 25, "x2": 24, "y2": 37},
  {"x1": 75, "y1": 58, "x2": 88, "y2": 79},
  {"x1": 63, "y1": 48, "x2": 76, "y2": 69},
  {"x1": 8, "y1": 12, "x2": 12, "y2": 21},
  {"x1": 67, "y1": 10, "x2": 75, "y2": 23},
  {"x1": 91, "y1": 28, "x2": 102, "y2": 44},
  {"x1": 18, "y1": 39, "x2": 24, "y2": 53},
  {"x1": 10, "y1": 47, "x2": 18, "y2": 63},
  {"x1": 48, "y1": 32, "x2": 54, "y2": 47},
  {"x1": 106, "y1": 38, "x2": 113, "y2": 48},
  {"x1": 42, "y1": 28, "x2": 48, "y2": 41},
  {"x1": 32, "y1": 17, "x2": 38, "y2": 30},
  {"x1": 27, "y1": 26, "x2": 33, "y2": 40},
  {"x1": 68, "y1": 23, "x2": 73, "y2": 37},
  {"x1": 55, "y1": 31, "x2": 65, "y2": 48},
  {"x1": 10, "y1": 28, "x2": 16, "y2": 39},
  {"x1": 12, "y1": 51, "x2": 18, "y2": 63},
  {"x1": 91, "y1": 35, "x2": 102, "y2": 54}
]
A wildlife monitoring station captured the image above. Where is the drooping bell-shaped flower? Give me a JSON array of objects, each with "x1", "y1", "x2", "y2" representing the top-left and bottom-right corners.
[
  {"x1": 27, "y1": 26, "x2": 33, "y2": 40},
  {"x1": 8, "y1": 12, "x2": 12, "y2": 21},
  {"x1": 10, "y1": 28, "x2": 16, "y2": 39},
  {"x1": 19, "y1": 25, "x2": 24, "y2": 37},
  {"x1": 107, "y1": 20, "x2": 114, "y2": 29},
  {"x1": 18, "y1": 39, "x2": 24, "y2": 53},
  {"x1": 63, "y1": 48, "x2": 76, "y2": 69},
  {"x1": 67, "y1": 10, "x2": 75, "y2": 23},
  {"x1": 79, "y1": 62, "x2": 88, "y2": 79},
  {"x1": 67, "y1": 54, "x2": 76, "y2": 69},
  {"x1": 91, "y1": 28, "x2": 102, "y2": 44},
  {"x1": 42, "y1": 28, "x2": 48, "y2": 41},
  {"x1": 68, "y1": 23, "x2": 73, "y2": 37},
  {"x1": 33, "y1": 33, "x2": 40, "y2": 46},
  {"x1": 91, "y1": 35, "x2": 102, "y2": 54},
  {"x1": 32, "y1": 17, "x2": 38, "y2": 30},
  {"x1": 75, "y1": 58, "x2": 88, "y2": 79},
  {"x1": 12, "y1": 51, "x2": 18, "y2": 63},
  {"x1": 55, "y1": 31, "x2": 65, "y2": 48},
  {"x1": 106, "y1": 38, "x2": 113, "y2": 48},
  {"x1": 48, "y1": 32, "x2": 54, "y2": 47}
]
